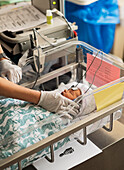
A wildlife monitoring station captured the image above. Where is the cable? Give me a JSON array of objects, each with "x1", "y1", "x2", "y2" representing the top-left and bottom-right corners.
[
  {"x1": 61, "y1": 16, "x2": 74, "y2": 37},
  {"x1": 30, "y1": 28, "x2": 41, "y2": 89},
  {"x1": 68, "y1": 50, "x2": 100, "y2": 90},
  {"x1": 72, "y1": 50, "x2": 103, "y2": 107},
  {"x1": 51, "y1": 9, "x2": 74, "y2": 38},
  {"x1": 41, "y1": 83, "x2": 45, "y2": 91},
  {"x1": 83, "y1": 50, "x2": 100, "y2": 79},
  {"x1": 84, "y1": 58, "x2": 103, "y2": 94},
  {"x1": 31, "y1": 47, "x2": 40, "y2": 89},
  {"x1": 30, "y1": 27, "x2": 54, "y2": 89},
  {"x1": 34, "y1": 29, "x2": 55, "y2": 47},
  {"x1": 84, "y1": 50, "x2": 103, "y2": 94}
]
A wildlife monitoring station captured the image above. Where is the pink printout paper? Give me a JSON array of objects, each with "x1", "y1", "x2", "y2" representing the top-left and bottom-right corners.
[{"x1": 86, "y1": 53, "x2": 120, "y2": 87}]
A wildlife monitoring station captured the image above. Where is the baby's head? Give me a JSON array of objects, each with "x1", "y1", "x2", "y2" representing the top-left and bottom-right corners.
[
  {"x1": 61, "y1": 85, "x2": 81, "y2": 100},
  {"x1": 61, "y1": 83, "x2": 96, "y2": 116}
]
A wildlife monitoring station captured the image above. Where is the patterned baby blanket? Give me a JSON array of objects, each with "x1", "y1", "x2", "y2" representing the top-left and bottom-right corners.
[{"x1": 0, "y1": 98, "x2": 70, "y2": 169}]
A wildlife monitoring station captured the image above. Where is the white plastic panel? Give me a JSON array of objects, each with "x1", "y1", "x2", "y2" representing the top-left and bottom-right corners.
[
  {"x1": 66, "y1": 0, "x2": 98, "y2": 5},
  {"x1": 33, "y1": 139, "x2": 102, "y2": 170}
]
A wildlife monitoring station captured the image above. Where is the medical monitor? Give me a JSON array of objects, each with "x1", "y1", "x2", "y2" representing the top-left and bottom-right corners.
[{"x1": 32, "y1": 0, "x2": 61, "y2": 14}]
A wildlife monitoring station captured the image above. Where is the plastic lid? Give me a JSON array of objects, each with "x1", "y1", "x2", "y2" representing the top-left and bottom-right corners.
[{"x1": 46, "y1": 10, "x2": 52, "y2": 16}]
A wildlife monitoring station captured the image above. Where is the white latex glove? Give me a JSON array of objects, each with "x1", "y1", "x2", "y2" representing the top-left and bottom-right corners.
[
  {"x1": 0, "y1": 59, "x2": 22, "y2": 83},
  {"x1": 38, "y1": 91, "x2": 80, "y2": 119}
]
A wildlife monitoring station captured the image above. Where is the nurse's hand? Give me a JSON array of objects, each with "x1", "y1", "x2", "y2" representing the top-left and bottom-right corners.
[
  {"x1": 37, "y1": 90, "x2": 79, "y2": 119},
  {"x1": 0, "y1": 59, "x2": 22, "y2": 83}
]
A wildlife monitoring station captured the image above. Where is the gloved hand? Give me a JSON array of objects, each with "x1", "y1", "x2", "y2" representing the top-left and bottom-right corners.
[
  {"x1": 0, "y1": 59, "x2": 22, "y2": 83},
  {"x1": 37, "y1": 91, "x2": 79, "y2": 119}
]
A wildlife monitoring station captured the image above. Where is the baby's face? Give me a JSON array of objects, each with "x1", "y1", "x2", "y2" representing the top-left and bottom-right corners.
[{"x1": 61, "y1": 88, "x2": 81, "y2": 100}]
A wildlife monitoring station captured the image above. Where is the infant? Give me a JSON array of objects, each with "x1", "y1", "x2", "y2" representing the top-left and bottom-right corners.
[{"x1": 58, "y1": 83, "x2": 96, "y2": 117}]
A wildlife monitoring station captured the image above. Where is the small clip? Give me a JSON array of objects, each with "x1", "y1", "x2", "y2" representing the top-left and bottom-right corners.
[
  {"x1": 68, "y1": 84, "x2": 78, "y2": 91},
  {"x1": 59, "y1": 147, "x2": 74, "y2": 157}
]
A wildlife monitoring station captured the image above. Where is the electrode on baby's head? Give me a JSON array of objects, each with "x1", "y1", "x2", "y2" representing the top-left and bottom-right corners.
[
  {"x1": 68, "y1": 84, "x2": 78, "y2": 91},
  {"x1": 61, "y1": 84, "x2": 81, "y2": 101}
]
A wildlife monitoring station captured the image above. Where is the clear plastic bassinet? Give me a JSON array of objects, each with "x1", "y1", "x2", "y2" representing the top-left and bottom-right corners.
[{"x1": 0, "y1": 40, "x2": 124, "y2": 170}]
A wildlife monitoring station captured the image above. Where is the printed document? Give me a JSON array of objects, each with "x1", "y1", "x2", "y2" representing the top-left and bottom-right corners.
[{"x1": 0, "y1": 2, "x2": 46, "y2": 32}]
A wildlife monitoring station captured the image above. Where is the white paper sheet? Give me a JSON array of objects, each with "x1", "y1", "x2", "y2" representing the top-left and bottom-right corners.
[
  {"x1": 0, "y1": 2, "x2": 46, "y2": 32},
  {"x1": 33, "y1": 139, "x2": 102, "y2": 170}
]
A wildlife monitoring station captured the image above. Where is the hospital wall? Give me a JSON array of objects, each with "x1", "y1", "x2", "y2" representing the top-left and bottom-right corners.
[{"x1": 112, "y1": 0, "x2": 124, "y2": 61}]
